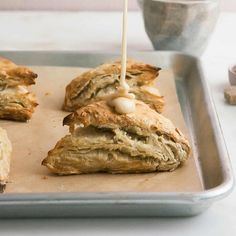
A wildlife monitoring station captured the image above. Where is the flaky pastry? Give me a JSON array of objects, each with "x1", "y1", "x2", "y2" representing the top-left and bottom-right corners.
[
  {"x1": 0, "y1": 127, "x2": 12, "y2": 186},
  {"x1": 0, "y1": 57, "x2": 38, "y2": 121},
  {"x1": 63, "y1": 60, "x2": 164, "y2": 113},
  {"x1": 43, "y1": 100, "x2": 190, "y2": 175}
]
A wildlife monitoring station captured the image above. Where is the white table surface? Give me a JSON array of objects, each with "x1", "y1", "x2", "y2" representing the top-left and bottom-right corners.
[{"x1": 0, "y1": 11, "x2": 235, "y2": 236}]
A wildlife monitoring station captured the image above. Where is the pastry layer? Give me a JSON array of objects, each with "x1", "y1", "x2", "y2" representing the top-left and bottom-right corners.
[
  {"x1": 0, "y1": 57, "x2": 37, "y2": 87},
  {"x1": 63, "y1": 59, "x2": 164, "y2": 112},
  {"x1": 0, "y1": 127, "x2": 12, "y2": 185},
  {"x1": 43, "y1": 125, "x2": 189, "y2": 174},
  {"x1": 43, "y1": 100, "x2": 190, "y2": 175},
  {"x1": 0, "y1": 57, "x2": 38, "y2": 121},
  {"x1": 0, "y1": 86, "x2": 38, "y2": 121},
  {"x1": 64, "y1": 100, "x2": 189, "y2": 149}
]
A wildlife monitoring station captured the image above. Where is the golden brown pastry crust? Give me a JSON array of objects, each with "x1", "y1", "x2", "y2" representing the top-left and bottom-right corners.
[
  {"x1": 0, "y1": 127, "x2": 12, "y2": 186},
  {"x1": 43, "y1": 100, "x2": 190, "y2": 175},
  {"x1": 43, "y1": 134, "x2": 180, "y2": 175},
  {"x1": 0, "y1": 91, "x2": 37, "y2": 121},
  {"x1": 64, "y1": 100, "x2": 189, "y2": 148},
  {"x1": 0, "y1": 57, "x2": 38, "y2": 121},
  {"x1": 63, "y1": 59, "x2": 164, "y2": 113},
  {"x1": 0, "y1": 57, "x2": 37, "y2": 87}
]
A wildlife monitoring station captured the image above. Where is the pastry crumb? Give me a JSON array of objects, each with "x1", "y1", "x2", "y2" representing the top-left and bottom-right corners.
[
  {"x1": 41, "y1": 176, "x2": 48, "y2": 180},
  {"x1": 224, "y1": 86, "x2": 236, "y2": 105}
]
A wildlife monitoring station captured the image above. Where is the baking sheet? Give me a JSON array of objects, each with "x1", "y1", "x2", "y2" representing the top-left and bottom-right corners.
[{"x1": 1, "y1": 66, "x2": 203, "y2": 193}]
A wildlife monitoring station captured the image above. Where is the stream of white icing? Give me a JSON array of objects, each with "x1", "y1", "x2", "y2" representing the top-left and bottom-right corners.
[
  {"x1": 109, "y1": 0, "x2": 136, "y2": 115},
  {"x1": 120, "y1": 0, "x2": 129, "y2": 92}
]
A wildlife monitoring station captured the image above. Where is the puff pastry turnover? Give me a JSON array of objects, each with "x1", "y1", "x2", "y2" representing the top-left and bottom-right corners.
[
  {"x1": 0, "y1": 57, "x2": 38, "y2": 121},
  {"x1": 0, "y1": 127, "x2": 12, "y2": 186},
  {"x1": 63, "y1": 60, "x2": 164, "y2": 113},
  {"x1": 42, "y1": 100, "x2": 190, "y2": 175}
]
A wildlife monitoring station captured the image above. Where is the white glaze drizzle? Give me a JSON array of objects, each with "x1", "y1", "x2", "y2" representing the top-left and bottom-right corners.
[
  {"x1": 120, "y1": 0, "x2": 129, "y2": 92},
  {"x1": 109, "y1": 0, "x2": 136, "y2": 114}
]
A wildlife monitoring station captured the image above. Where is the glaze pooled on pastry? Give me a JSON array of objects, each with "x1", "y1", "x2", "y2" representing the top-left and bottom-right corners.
[
  {"x1": 42, "y1": 100, "x2": 190, "y2": 175},
  {"x1": 63, "y1": 60, "x2": 164, "y2": 113},
  {"x1": 0, "y1": 57, "x2": 38, "y2": 121},
  {"x1": 110, "y1": 0, "x2": 137, "y2": 115},
  {"x1": 0, "y1": 127, "x2": 12, "y2": 186}
]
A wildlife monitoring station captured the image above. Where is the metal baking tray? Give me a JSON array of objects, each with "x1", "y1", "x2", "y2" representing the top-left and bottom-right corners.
[{"x1": 0, "y1": 51, "x2": 234, "y2": 218}]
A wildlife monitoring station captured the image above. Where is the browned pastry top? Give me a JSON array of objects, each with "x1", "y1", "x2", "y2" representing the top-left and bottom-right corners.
[
  {"x1": 63, "y1": 59, "x2": 164, "y2": 113},
  {"x1": 66, "y1": 59, "x2": 161, "y2": 100},
  {"x1": 64, "y1": 100, "x2": 190, "y2": 152},
  {"x1": 0, "y1": 57, "x2": 38, "y2": 121},
  {"x1": 0, "y1": 57, "x2": 37, "y2": 87}
]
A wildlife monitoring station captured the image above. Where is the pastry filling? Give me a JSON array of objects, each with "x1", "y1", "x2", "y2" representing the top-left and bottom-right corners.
[
  {"x1": 0, "y1": 85, "x2": 28, "y2": 95},
  {"x1": 140, "y1": 85, "x2": 162, "y2": 97}
]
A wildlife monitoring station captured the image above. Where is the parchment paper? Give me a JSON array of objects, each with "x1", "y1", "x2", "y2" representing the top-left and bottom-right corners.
[{"x1": 1, "y1": 66, "x2": 203, "y2": 193}]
